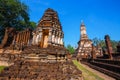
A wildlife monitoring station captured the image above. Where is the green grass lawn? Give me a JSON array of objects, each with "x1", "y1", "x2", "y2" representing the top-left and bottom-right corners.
[
  {"x1": 0, "y1": 66, "x2": 5, "y2": 72},
  {"x1": 73, "y1": 60, "x2": 104, "y2": 80}
]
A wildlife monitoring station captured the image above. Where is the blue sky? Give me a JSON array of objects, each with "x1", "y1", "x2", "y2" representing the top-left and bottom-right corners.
[{"x1": 21, "y1": 0, "x2": 120, "y2": 47}]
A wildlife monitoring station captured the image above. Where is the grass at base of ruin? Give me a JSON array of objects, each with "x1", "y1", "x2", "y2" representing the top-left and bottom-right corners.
[
  {"x1": 0, "y1": 66, "x2": 5, "y2": 72},
  {"x1": 73, "y1": 60, "x2": 104, "y2": 80}
]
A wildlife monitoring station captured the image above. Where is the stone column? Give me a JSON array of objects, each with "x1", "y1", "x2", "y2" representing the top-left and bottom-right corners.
[
  {"x1": 48, "y1": 29, "x2": 52, "y2": 46},
  {"x1": 57, "y1": 31, "x2": 60, "y2": 45},
  {"x1": 54, "y1": 31, "x2": 56, "y2": 45},
  {"x1": 36, "y1": 33, "x2": 39, "y2": 45},
  {"x1": 27, "y1": 31, "x2": 30, "y2": 45},
  {"x1": 17, "y1": 33, "x2": 20, "y2": 43},
  {"x1": 52, "y1": 30, "x2": 55, "y2": 44},
  {"x1": 21, "y1": 33, "x2": 23, "y2": 43},
  {"x1": 38, "y1": 31, "x2": 42, "y2": 42},
  {"x1": 18, "y1": 33, "x2": 21, "y2": 50},
  {"x1": 55, "y1": 31, "x2": 59, "y2": 45},
  {"x1": 52, "y1": 35, "x2": 55, "y2": 43},
  {"x1": 16, "y1": 33, "x2": 19, "y2": 43},
  {"x1": 105, "y1": 35, "x2": 113, "y2": 59},
  {"x1": 32, "y1": 32, "x2": 36, "y2": 45},
  {"x1": 60, "y1": 33, "x2": 63, "y2": 45},
  {"x1": 15, "y1": 33, "x2": 19, "y2": 49},
  {"x1": 58, "y1": 34, "x2": 60, "y2": 44},
  {"x1": 22, "y1": 31, "x2": 26, "y2": 45},
  {"x1": 91, "y1": 44, "x2": 96, "y2": 59},
  {"x1": 24, "y1": 31, "x2": 27, "y2": 45},
  {"x1": 11, "y1": 35, "x2": 16, "y2": 50},
  {"x1": 19, "y1": 33, "x2": 21, "y2": 44},
  {"x1": 55, "y1": 37, "x2": 58, "y2": 44},
  {"x1": 24, "y1": 32, "x2": 27, "y2": 45},
  {"x1": 21, "y1": 32, "x2": 24, "y2": 49}
]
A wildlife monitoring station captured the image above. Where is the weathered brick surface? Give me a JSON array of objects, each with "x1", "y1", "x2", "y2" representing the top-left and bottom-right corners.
[
  {"x1": 105, "y1": 35, "x2": 113, "y2": 59},
  {"x1": 0, "y1": 60, "x2": 83, "y2": 80}
]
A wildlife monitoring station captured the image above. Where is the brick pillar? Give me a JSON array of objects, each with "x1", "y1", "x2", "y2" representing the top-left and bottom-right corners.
[
  {"x1": 54, "y1": 30, "x2": 56, "y2": 45},
  {"x1": 32, "y1": 32, "x2": 36, "y2": 45},
  {"x1": 48, "y1": 29, "x2": 52, "y2": 46},
  {"x1": 55, "y1": 31, "x2": 58, "y2": 45},
  {"x1": 105, "y1": 35, "x2": 113, "y2": 59},
  {"x1": 21, "y1": 32, "x2": 24, "y2": 43},
  {"x1": 24, "y1": 32, "x2": 28, "y2": 45},
  {"x1": 19, "y1": 33, "x2": 22, "y2": 44},
  {"x1": 58, "y1": 32, "x2": 60, "y2": 45},
  {"x1": 27, "y1": 31, "x2": 30, "y2": 45},
  {"x1": 22, "y1": 31, "x2": 26, "y2": 45},
  {"x1": 60, "y1": 32, "x2": 63, "y2": 46},
  {"x1": 11, "y1": 35, "x2": 16, "y2": 44},
  {"x1": 16, "y1": 33, "x2": 20, "y2": 43},
  {"x1": 54, "y1": 31, "x2": 57, "y2": 45},
  {"x1": 10, "y1": 35, "x2": 16, "y2": 50},
  {"x1": 52, "y1": 30, "x2": 55, "y2": 45},
  {"x1": 20, "y1": 32, "x2": 23, "y2": 50},
  {"x1": 25, "y1": 31, "x2": 27, "y2": 45},
  {"x1": 91, "y1": 44, "x2": 96, "y2": 59}
]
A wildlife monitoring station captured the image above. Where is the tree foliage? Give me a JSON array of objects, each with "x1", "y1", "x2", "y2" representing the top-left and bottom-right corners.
[
  {"x1": 0, "y1": 0, "x2": 29, "y2": 28},
  {"x1": 29, "y1": 21, "x2": 37, "y2": 30},
  {"x1": 0, "y1": 0, "x2": 36, "y2": 42},
  {"x1": 92, "y1": 37, "x2": 119, "y2": 52},
  {"x1": 66, "y1": 44, "x2": 75, "y2": 54}
]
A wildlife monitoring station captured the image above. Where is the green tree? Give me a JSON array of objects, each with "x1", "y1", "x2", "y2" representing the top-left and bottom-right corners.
[
  {"x1": 92, "y1": 38, "x2": 106, "y2": 49},
  {"x1": 111, "y1": 40, "x2": 119, "y2": 52},
  {"x1": 0, "y1": 0, "x2": 37, "y2": 42},
  {"x1": 92, "y1": 37, "x2": 119, "y2": 52},
  {"x1": 0, "y1": 0, "x2": 29, "y2": 28},
  {"x1": 92, "y1": 37, "x2": 100, "y2": 46},
  {"x1": 29, "y1": 21, "x2": 37, "y2": 30},
  {"x1": 66, "y1": 44, "x2": 75, "y2": 54}
]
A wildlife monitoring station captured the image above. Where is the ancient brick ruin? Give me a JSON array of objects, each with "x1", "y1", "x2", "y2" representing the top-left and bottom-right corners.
[
  {"x1": 77, "y1": 22, "x2": 92, "y2": 59},
  {"x1": 76, "y1": 22, "x2": 102, "y2": 60},
  {"x1": 32, "y1": 8, "x2": 64, "y2": 48},
  {"x1": 105, "y1": 35, "x2": 113, "y2": 59},
  {"x1": 0, "y1": 8, "x2": 83, "y2": 80},
  {"x1": 0, "y1": 28, "x2": 32, "y2": 54},
  {"x1": 0, "y1": 27, "x2": 17, "y2": 49},
  {"x1": 91, "y1": 44, "x2": 96, "y2": 59},
  {"x1": 0, "y1": 8, "x2": 67, "y2": 61},
  {"x1": 0, "y1": 60, "x2": 82, "y2": 80}
]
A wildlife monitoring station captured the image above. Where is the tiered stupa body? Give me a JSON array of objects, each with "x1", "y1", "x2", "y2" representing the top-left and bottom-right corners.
[
  {"x1": 77, "y1": 22, "x2": 92, "y2": 58},
  {"x1": 32, "y1": 8, "x2": 64, "y2": 48}
]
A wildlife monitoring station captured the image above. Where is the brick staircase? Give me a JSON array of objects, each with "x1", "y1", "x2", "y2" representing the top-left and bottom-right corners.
[{"x1": 81, "y1": 59, "x2": 120, "y2": 79}]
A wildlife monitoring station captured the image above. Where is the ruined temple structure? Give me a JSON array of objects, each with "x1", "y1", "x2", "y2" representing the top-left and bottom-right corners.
[
  {"x1": 32, "y1": 8, "x2": 64, "y2": 48},
  {"x1": 0, "y1": 27, "x2": 17, "y2": 49},
  {"x1": 77, "y1": 22, "x2": 92, "y2": 59},
  {"x1": 21, "y1": 8, "x2": 67, "y2": 62},
  {"x1": 0, "y1": 8, "x2": 83, "y2": 80},
  {"x1": 0, "y1": 28, "x2": 32, "y2": 54},
  {"x1": 105, "y1": 35, "x2": 113, "y2": 59},
  {"x1": 76, "y1": 22, "x2": 103, "y2": 60},
  {"x1": 0, "y1": 8, "x2": 67, "y2": 62},
  {"x1": 91, "y1": 44, "x2": 96, "y2": 59},
  {"x1": 11, "y1": 28, "x2": 32, "y2": 50},
  {"x1": 96, "y1": 45, "x2": 103, "y2": 56},
  {"x1": 0, "y1": 60, "x2": 83, "y2": 80}
]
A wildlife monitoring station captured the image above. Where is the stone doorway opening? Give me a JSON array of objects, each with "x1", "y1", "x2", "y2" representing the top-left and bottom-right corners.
[{"x1": 40, "y1": 29, "x2": 49, "y2": 48}]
